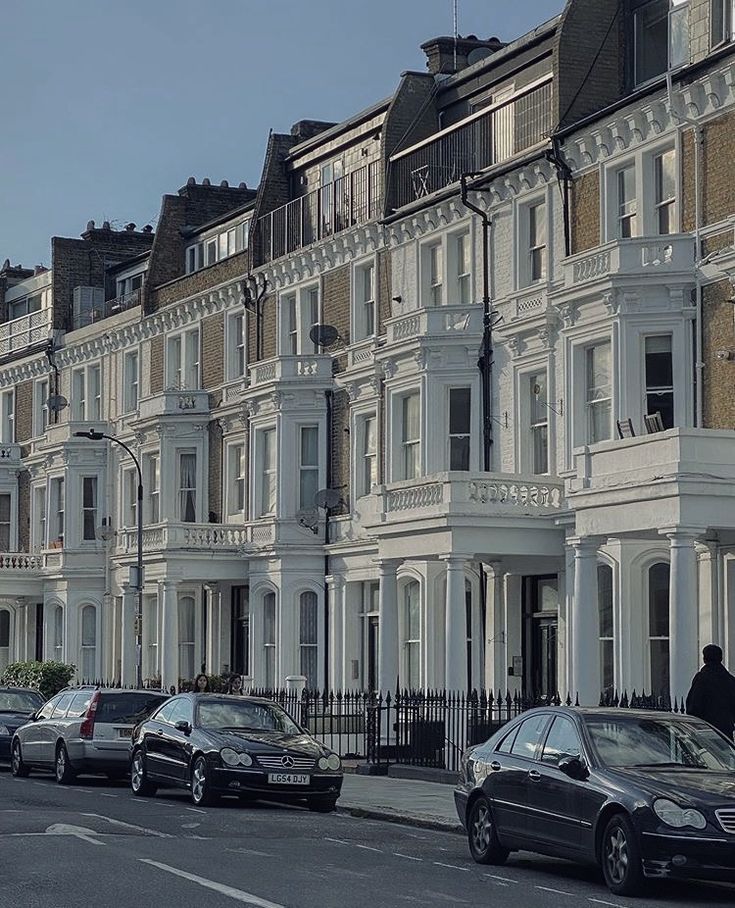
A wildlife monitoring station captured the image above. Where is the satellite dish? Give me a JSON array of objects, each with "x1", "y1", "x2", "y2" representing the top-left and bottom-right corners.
[
  {"x1": 309, "y1": 324, "x2": 340, "y2": 348},
  {"x1": 315, "y1": 488, "x2": 341, "y2": 510},
  {"x1": 467, "y1": 47, "x2": 493, "y2": 66},
  {"x1": 47, "y1": 394, "x2": 68, "y2": 412}
]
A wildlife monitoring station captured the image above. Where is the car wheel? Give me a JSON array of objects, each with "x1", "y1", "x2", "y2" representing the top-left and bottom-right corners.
[
  {"x1": 55, "y1": 743, "x2": 76, "y2": 785},
  {"x1": 601, "y1": 813, "x2": 645, "y2": 896},
  {"x1": 467, "y1": 795, "x2": 509, "y2": 865},
  {"x1": 11, "y1": 740, "x2": 30, "y2": 778},
  {"x1": 191, "y1": 756, "x2": 219, "y2": 807},
  {"x1": 130, "y1": 750, "x2": 157, "y2": 798},
  {"x1": 307, "y1": 797, "x2": 338, "y2": 813}
]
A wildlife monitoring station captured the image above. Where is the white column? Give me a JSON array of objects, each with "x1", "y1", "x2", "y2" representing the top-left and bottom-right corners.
[
  {"x1": 65, "y1": 601, "x2": 79, "y2": 680},
  {"x1": 159, "y1": 580, "x2": 179, "y2": 693},
  {"x1": 15, "y1": 599, "x2": 27, "y2": 662},
  {"x1": 697, "y1": 542, "x2": 719, "y2": 647},
  {"x1": 341, "y1": 582, "x2": 361, "y2": 690},
  {"x1": 205, "y1": 583, "x2": 220, "y2": 675},
  {"x1": 120, "y1": 584, "x2": 136, "y2": 686},
  {"x1": 471, "y1": 572, "x2": 483, "y2": 690},
  {"x1": 327, "y1": 575, "x2": 345, "y2": 690},
  {"x1": 377, "y1": 559, "x2": 400, "y2": 693},
  {"x1": 504, "y1": 575, "x2": 523, "y2": 696},
  {"x1": 667, "y1": 531, "x2": 700, "y2": 705},
  {"x1": 484, "y1": 564, "x2": 505, "y2": 692},
  {"x1": 723, "y1": 554, "x2": 735, "y2": 669},
  {"x1": 443, "y1": 555, "x2": 469, "y2": 692},
  {"x1": 571, "y1": 537, "x2": 601, "y2": 706}
]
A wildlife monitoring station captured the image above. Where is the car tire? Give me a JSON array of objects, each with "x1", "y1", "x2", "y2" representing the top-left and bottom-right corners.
[
  {"x1": 55, "y1": 743, "x2": 76, "y2": 785},
  {"x1": 307, "y1": 797, "x2": 338, "y2": 813},
  {"x1": 130, "y1": 750, "x2": 157, "y2": 797},
  {"x1": 467, "y1": 795, "x2": 509, "y2": 865},
  {"x1": 601, "y1": 813, "x2": 645, "y2": 896},
  {"x1": 11, "y1": 740, "x2": 30, "y2": 778},
  {"x1": 191, "y1": 755, "x2": 219, "y2": 807}
]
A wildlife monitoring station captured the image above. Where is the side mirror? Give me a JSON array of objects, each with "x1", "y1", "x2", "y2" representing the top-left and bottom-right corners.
[
  {"x1": 174, "y1": 720, "x2": 192, "y2": 735},
  {"x1": 558, "y1": 754, "x2": 588, "y2": 780}
]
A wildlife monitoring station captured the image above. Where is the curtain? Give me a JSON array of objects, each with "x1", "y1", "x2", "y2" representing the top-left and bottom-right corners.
[{"x1": 179, "y1": 453, "x2": 196, "y2": 523}]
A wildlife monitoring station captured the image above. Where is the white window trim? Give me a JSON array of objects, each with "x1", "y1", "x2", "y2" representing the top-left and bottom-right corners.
[
  {"x1": 390, "y1": 388, "x2": 422, "y2": 482},
  {"x1": 121, "y1": 467, "x2": 138, "y2": 529},
  {"x1": 185, "y1": 218, "x2": 251, "y2": 275},
  {"x1": 225, "y1": 440, "x2": 246, "y2": 521},
  {"x1": 297, "y1": 425, "x2": 320, "y2": 512},
  {"x1": 166, "y1": 327, "x2": 200, "y2": 391},
  {"x1": 33, "y1": 378, "x2": 49, "y2": 438},
  {"x1": 123, "y1": 349, "x2": 140, "y2": 414},
  {"x1": 225, "y1": 310, "x2": 248, "y2": 381},
  {"x1": 144, "y1": 452, "x2": 161, "y2": 525},
  {"x1": 447, "y1": 386, "x2": 472, "y2": 472},
  {"x1": 80, "y1": 475, "x2": 100, "y2": 544},
  {"x1": 278, "y1": 284, "x2": 321, "y2": 355},
  {"x1": 711, "y1": 0, "x2": 735, "y2": 47},
  {"x1": 252, "y1": 425, "x2": 277, "y2": 519},
  {"x1": 31, "y1": 483, "x2": 47, "y2": 552},
  {"x1": 0, "y1": 389, "x2": 15, "y2": 444},
  {"x1": 0, "y1": 488, "x2": 17, "y2": 551},
  {"x1": 351, "y1": 255, "x2": 378, "y2": 342},
  {"x1": 353, "y1": 410, "x2": 379, "y2": 498},
  {"x1": 419, "y1": 223, "x2": 474, "y2": 308},
  {"x1": 516, "y1": 192, "x2": 550, "y2": 289},
  {"x1": 71, "y1": 363, "x2": 102, "y2": 422}
]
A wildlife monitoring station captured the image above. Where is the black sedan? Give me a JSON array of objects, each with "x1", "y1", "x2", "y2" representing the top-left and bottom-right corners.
[
  {"x1": 130, "y1": 693, "x2": 343, "y2": 811},
  {"x1": 455, "y1": 707, "x2": 735, "y2": 896},
  {"x1": 0, "y1": 688, "x2": 44, "y2": 764}
]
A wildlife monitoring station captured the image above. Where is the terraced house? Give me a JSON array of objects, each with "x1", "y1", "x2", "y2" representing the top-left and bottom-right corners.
[{"x1": 1, "y1": 0, "x2": 734, "y2": 706}]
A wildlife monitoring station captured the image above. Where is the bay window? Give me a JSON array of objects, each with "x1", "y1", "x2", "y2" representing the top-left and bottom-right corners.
[
  {"x1": 258, "y1": 429, "x2": 277, "y2": 517},
  {"x1": 123, "y1": 469, "x2": 137, "y2": 528},
  {"x1": 33, "y1": 486, "x2": 46, "y2": 551},
  {"x1": 71, "y1": 364, "x2": 101, "y2": 421},
  {"x1": 426, "y1": 242, "x2": 443, "y2": 306},
  {"x1": 167, "y1": 329, "x2": 200, "y2": 390},
  {"x1": 82, "y1": 477, "x2": 98, "y2": 541},
  {"x1": 354, "y1": 261, "x2": 376, "y2": 341},
  {"x1": 280, "y1": 286, "x2": 320, "y2": 355},
  {"x1": 529, "y1": 374, "x2": 549, "y2": 475},
  {"x1": 358, "y1": 414, "x2": 378, "y2": 497},
  {"x1": 644, "y1": 335, "x2": 674, "y2": 428},
  {"x1": 654, "y1": 149, "x2": 676, "y2": 235},
  {"x1": 146, "y1": 454, "x2": 160, "y2": 524},
  {"x1": 263, "y1": 592, "x2": 276, "y2": 689},
  {"x1": 617, "y1": 165, "x2": 638, "y2": 238},
  {"x1": 586, "y1": 343, "x2": 612, "y2": 443},
  {"x1": 50, "y1": 477, "x2": 65, "y2": 544},
  {"x1": 178, "y1": 451, "x2": 197, "y2": 523},
  {"x1": 299, "y1": 591, "x2": 318, "y2": 689},
  {"x1": 298, "y1": 426, "x2": 319, "y2": 511},
  {"x1": 400, "y1": 392, "x2": 421, "y2": 480},
  {"x1": 227, "y1": 444, "x2": 246, "y2": 516},
  {"x1": 0, "y1": 493, "x2": 10, "y2": 550},
  {"x1": 449, "y1": 388, "x2": 471, "y2": 471}
]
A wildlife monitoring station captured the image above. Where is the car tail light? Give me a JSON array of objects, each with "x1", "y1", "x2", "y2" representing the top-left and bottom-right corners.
[{"x1": 79, "y1": 691, "x2": 100, "y2": 740}]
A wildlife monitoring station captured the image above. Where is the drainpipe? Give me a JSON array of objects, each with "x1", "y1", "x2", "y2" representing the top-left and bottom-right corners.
[
  {"x1": 323, "y1": 388, "x2": 333, "y2": 689},
  {"x1": 667, "y1": 72, "x2": 704, "y2": 426},
  {"x1": 547, "y1": 139, "x2": 573, "y2": 258}
]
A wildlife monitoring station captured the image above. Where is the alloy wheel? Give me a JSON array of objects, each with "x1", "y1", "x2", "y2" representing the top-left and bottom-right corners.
[
  {"x1": 131, "y1": 753, "x2": 144, "y2": 792},
  {"x1": 56, "y1": 748, "x2": 66, "y2": 782},
  {"x1": 472, "y1": 803, "x2": 492, "y2": 854},
  {"x1": 605, "y1": 827, "x2": 629, "y2": 885},
  {"x1": 192, "y1": 759, "x2": 206, "y2": 804}
]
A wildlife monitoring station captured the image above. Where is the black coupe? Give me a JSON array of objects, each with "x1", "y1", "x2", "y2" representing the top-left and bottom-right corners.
[
  {"x1": 130, "y1": 693, "x2": 343, "y2": 811},
  {"x1": 0, "y1": 688, "x2": 44, "y2": 764},
  {"x1": 454, "y1": 707, "x2": 735, "y2": 896}
]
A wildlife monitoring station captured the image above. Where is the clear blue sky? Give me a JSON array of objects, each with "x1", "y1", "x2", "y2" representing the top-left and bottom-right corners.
[{"x1": 0, "y1": 0, "x2": 562, "y2": 268}]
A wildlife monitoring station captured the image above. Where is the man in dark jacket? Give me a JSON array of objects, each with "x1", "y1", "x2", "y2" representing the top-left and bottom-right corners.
[{"x1": 686, "y1": 645, "x2": 735, "y2": 739}]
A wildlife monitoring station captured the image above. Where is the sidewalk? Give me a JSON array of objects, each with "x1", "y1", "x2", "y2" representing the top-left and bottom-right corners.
[{"x1": 337, "y1": 772, "x2": 463, "y2": 833}]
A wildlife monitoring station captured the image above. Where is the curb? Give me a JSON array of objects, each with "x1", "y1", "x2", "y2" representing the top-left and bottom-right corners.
[{"x1": 336, "y1": 802, "x2": 463, "y2": 835}]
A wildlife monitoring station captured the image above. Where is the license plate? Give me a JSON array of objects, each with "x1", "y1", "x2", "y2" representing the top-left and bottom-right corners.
[
  {"x1": 267, "y1": 773, "x2": 310, "y2": 785},
  {"x1": 116, "y1": 728, "x2": 133, "y2": 738}
]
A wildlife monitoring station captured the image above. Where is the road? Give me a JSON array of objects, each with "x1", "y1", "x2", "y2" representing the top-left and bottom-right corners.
[{"x1": 0, "y1": 768, "x2": 733, "y2": 908}]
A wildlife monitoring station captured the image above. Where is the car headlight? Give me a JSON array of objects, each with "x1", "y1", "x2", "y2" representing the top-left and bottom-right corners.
[
  {"x1": 327, "y1": 754, "x2": 341, "y2": 772},
  {"x1": 0, "y1": 725, "x2": 10, "y2": 737},
  {"x1": 318, "y1": 757, "x2": 330, "y2": 771},
  {"x1": 653, "y1": 798, "x2": 707, "y2": 830},
  {"x1": 221, "y1": 748, "x2": 252, "y2": 768}
]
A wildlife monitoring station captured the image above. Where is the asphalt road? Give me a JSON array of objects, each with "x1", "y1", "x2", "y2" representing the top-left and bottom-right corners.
[{"x1": 0, "y1": 767, "x2": 733, "y2": 908}]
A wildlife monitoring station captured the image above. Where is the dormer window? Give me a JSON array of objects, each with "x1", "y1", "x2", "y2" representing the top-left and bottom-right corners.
[
  {"x1": 632, "y1": 0, "x2": 689, "y2": 86},
  {"x1": 185, "y1": 219, "x2": 250, "y2": 274},
  {"x1": 712, "y1": 0, "x2": 735, "y2": 47}
]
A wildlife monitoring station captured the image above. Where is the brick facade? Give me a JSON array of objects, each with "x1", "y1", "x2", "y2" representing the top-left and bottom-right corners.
[
  {"x1": 208, "y1": 420, "x2": 223, "y2": 522},
  {"x1": 570, "y1": 171, "x2": 600, "y2": 254},
  {"x1": 149, "y1": 335, "x2": 164, "y2": 393},
  {"x1": 201, "y1": 312, "x2": 225, "y2": 390},
  {"x1": 14, "y1": 380, "x2": 33, "y2": 443}
]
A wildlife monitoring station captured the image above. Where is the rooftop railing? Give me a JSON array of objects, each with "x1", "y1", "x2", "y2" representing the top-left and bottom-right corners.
[
  {"x1": 71, "y1": 288, "x2": 142, "y2": 330},
  {"x1": 0, "y1": 308, "x2": 51, "y2": 358},
  {"x1": 255, "y1": 160, "x2": 382, "y2": 264},
  {"x1": 388, "y1": 76, "x2": 553, "y2": 212}
]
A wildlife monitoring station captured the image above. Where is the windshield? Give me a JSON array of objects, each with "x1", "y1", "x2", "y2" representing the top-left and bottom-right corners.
[
  {"x1": 0, "y1": 690, "x2": 43, "y2": 713},
  {"x1": 196, "y1": 699, "x2": 301, "y2": 735},
  {"x1": 586, "y1": 716, "x2": 735, "y2": 771}
]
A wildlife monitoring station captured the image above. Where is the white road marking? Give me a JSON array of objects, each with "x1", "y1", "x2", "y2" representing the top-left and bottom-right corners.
[
  {"x1": 140, "y1": 859, "x2": 286, "y2": 908},
  {"x1": 228, "y1": 847, "x2": 274, "y2": 858},
  {"x1": 44, "y1": 823, "x2": 105, "y2": 846},
  {"x1": 393, "y1": 853, "x2": 423, "y2": 862},
  {"x1": 80, "y1": 813, "x2": 171, "y2": 838},
  {"x1": 185, "y1": 806, "x2": 206, "y2": 814},
  {"x1": 324, "y1": 837, "x2": 351, "y2": 846},
  {"x1": 589, "y1": 900, "x2": 628, "y2": 908},
  {"x1": 484, "y1": 873, "x2": 518, "y2": 884},
  {"x1": 432, "y1": 862, "x2": 470, "y2": 872},
  {"x1": 181, "y1": 822, "x2": 200, "y2": 829},
  {"x1": 536, "y1": 885, "x2": 575, "y2": 896},
  {"x1": 99, "y1": 793, "x2": 118, "y2": 798}
]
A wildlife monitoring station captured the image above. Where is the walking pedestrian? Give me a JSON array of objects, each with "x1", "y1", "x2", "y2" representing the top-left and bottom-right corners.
[{"x1": 685, "y1": 644, "x2": 735, "y2": 739}]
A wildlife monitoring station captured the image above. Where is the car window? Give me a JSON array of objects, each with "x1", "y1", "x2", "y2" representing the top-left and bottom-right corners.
[
  {"x1": 0, "y1": 690, "x2": 43, "y2": 712},
  {"x1": 36, "y1": 695, "x2": 61, "y2": 721},
  {"x1": 96, "y1": 692, "x2": 168, "y2": 725},
  {"x1": 510, "y1": 714, "x2": 549, "y2": 760},
  {"x1": 51, "y1": 693, "x2": 75, "y2": 718},
  {"x1": 154, "y1": 699, "x2": 181, "y2": 725},
  {"x1": 497, "y1": 724, "x2": 520, "y2": 754},
  {"x1": 541, "y1": 717, "x2": 582, "y2": 765},
  {"x1": 168, "y1": 699, "x2": 192, "y2": 726},
  {"x1": 66, "y1": 692, "x2": 93, "y2": 719}
]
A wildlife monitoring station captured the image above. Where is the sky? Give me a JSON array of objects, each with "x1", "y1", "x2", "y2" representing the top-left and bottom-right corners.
[{"x1": 0, "y1": 0, "x2": 563, "y2": 268}]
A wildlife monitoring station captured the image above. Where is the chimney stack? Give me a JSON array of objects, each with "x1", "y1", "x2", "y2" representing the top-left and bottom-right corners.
[{"x1": 420, "y1": 34, "x2": 506, "y2": 76}]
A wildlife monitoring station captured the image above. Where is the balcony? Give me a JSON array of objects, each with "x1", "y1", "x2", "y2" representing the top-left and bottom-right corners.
[
  {"x1": 137, "y1": 389, "x2": 210, "y2": 420},
  {"x1": 255, "y1": 161, "x2": 382, "y2": 264},
  {"x1": 248, "y1": 354, "x2": 333, "y2": 388},
  {"x1": 71, "y1": 288, "x2": 142, "y2": 331},
  {"x1": 0, "y1": 444, "x2": 21, "y2": 466},
  {"x1": 562, "y1": 235, "x2": 695, "y2": 291},
  {"x1": 384, "y1": 304, "x2": 483, "y2": 346},
  {"x1": 388, "y1": 76, "x2": 553, "y2": 212},
  {"x1": 116, "y1": 520, "x2": 274, "y2": 555},
  {"x1": 0, "y1": 308, "x2": 51, "y2": 358},
  {"x1": 568, "y1": 428, "x2": 735, "y2": 538}
]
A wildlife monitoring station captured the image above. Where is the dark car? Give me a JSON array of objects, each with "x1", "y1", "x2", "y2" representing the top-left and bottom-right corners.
[
  {"x1": 0, "y1": 688, "x2": 44, "y2": 764},
  {"x1": 455, "y1": 707, "x2": 735, "y2": 896},
  {"x1": 130, "y1": 693, "x2": 343, "y2": 811}
]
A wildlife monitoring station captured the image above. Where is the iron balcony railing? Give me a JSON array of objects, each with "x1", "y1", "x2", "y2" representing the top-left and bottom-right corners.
[
  {"x1": 71, "y1": 287, "x2": 142, "y2": 330},
  {"x1": 388, "y1": 76, "x2": 553, "y2": 212},
  {"x1": 255, "y1": 160, "x2": 382, "y2": 264}
]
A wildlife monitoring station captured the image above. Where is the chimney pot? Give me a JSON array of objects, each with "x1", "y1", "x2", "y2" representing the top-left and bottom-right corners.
[
  {"x1": 143, "y1": 225, "x2": 154, "y2": 234},
  {"x1": 187, "y1": 177, "x2": 196, "y2": 186},
  {"x1": 238, "y1": 181, "x2": 247, "y2": 189},
  {"x1": 202, "y1": 178, "x2": 211, "y2": 186},
  {"x1": 220, "y1": 180, "x2": 229, "y2": 187},
  {"x1": 86, "y1": 220, "x2": 96, "y2": 231}
]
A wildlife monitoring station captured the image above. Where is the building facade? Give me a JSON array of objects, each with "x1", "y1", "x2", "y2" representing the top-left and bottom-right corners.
[{"x1": 1, "y1": 0, "x2": 734, "y2": 706}]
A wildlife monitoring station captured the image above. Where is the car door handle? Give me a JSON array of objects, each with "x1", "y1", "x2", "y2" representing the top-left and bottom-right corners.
[
  {"x1": 528, "y1": 770, "x2": 541, "y2": 782},
  {"x1": 490, "y1": 761, "x2": 502, "y2": 772},
  {"x1": 155, "y1": 728, "x2": 163, "y2": 736}
]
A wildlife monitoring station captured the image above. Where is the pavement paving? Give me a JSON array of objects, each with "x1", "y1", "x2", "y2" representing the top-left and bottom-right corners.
[
  {"x1": 1, "y1": 767, "x2": 734, "y2": 908},
  {"x1": 338, "y1": 772, "x2": 462, "y2": 832}
]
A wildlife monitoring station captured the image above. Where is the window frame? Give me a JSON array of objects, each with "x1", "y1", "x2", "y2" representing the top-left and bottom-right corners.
[
  {"x1": 145, "y1": 453, "x2": 160, "y2": 524},
  {"x1": 71, "y1": 363, "x2": 102, "y2": 421},
  {"x1": 518, "y1": 197, "x2": 548, "y2": 288},
  {"x1": 123, "y1": 349, "x2": 140, "y2": 413},
  {"x1": 177, "y1": 450, "x2": 198, "y2": 523},
  {"x1": 711, "y1": 0, "x2": 735, "y2": 48},
  {"x1": 647, "y1": 561, "x2": 671, "y2": 697},
  {"x1": 166, "y1": 327, "x2": 200, "y2": 391},
  {"x1": 399, "y1": 391, "x2": 421, "y2": 481},
  {"x1": 643, "y1": 333, "x2": 675, "y2": 429},
  {"x1": 263, "y1": 591, "x2": 277, "y2": 689},
  {"x1": 528, "y1": 371, "x2": 550, "y2": 475},
  {"x1": 0, "y1": 389, "x2": 15, "y2": 444},
  {"x1": 278, "y1": 284, "x2": 321, "y2": 356},
  {"x1": 298, "y1": 425, "x2": 319, "y2": 512},
  {"x1": 81, "y1": 475, "x2": 99, "y2": 542},
  {"x1": 356, "y1": 412, "x2": 378, "y2": 498},
  {"x1": 448, "y1": 386, "x2": 472, "y2": 472},
  {"x1": 352, "y1": 258, "x2": 377, "y2": 342},
  {"x1": 255, "y1": 427, "x2": 277, "y2": 518},
  {"x1": 298, "y1": 590, "x2": 319, "y2": 689},
  {"x1": 402, "y1": 579, "x2": 422, "y2": 690},
  {"x1": 226, "y1": 441, "x2": 246, "y2": 519},
  {"x1": 604, "y1": 142, "x2": 678, "y2": 240},
  {"x1": 33, "y1": 378, "x2": 49, "y2": 437},
  {"x1": 226, "y1": 310, "x2": 247, "y2": 381},
  {"x1": 585, "y1": 341, "x2": 613, "y2": 445},
  {"x1": 0, "y1": 492, "x2": 11, "y2": 551}
]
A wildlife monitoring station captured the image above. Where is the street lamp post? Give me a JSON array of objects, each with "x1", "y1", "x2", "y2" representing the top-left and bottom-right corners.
[{"x1": 74, "y1": 430, "x2": 144, "y2": 689}]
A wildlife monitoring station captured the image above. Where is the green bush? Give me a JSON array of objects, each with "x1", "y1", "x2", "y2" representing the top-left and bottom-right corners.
[{"x1": 0, "y1": 661, "x2": 76, "y2": 700}]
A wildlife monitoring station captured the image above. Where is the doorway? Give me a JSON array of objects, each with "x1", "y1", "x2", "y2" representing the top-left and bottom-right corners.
[
  {"x1": 230, "y1": 586, "x2": 250, "y2": 676},
  {"x1": 522, "y1": 576, "x2": 559, "y2": 701}
]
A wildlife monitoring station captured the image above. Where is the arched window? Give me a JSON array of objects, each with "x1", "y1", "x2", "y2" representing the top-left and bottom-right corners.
[
  {"x1": 80, "y1": 606, "x2": 97, "y2": 680},
  {"x1": 598, "y1": 564, "x2": 614, "y2": 696},
  {"x1": 648, "y1": 563, "x2": 670, "y2": 696},
  {"x1": 403, "y1": 580, "x2": 421, "y2": 690},
  {"x1": 299, "y1": 591, "x2": 318, "y2": 689},
  {"x1": 53, "y1": 605, "x2": 64, "y2": 661},
  {"x1": 263, "y1": 592, "x2": 276, "y2": 689},
  {"x1": 0, "y1": 609, "x2": 10, "y2": 673},
  {"x1": 178, "y1": 596, "x2": 196, "y2": 683}
]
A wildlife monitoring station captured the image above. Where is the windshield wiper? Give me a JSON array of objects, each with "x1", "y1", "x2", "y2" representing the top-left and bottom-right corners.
[
  {"x1": 220, "y1": 725, "x2": 273, "y2": 732},
  {"x1": 630, "y1": 762, "x2": 702, "y2": 769}
]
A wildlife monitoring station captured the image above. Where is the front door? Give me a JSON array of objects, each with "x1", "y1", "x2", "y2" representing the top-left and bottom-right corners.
[
  {"x1": 231, "y1": 586, "x2": 250, "y2": 677},
  {"x1": 523, "y1": 576, "x2": 559, "y2": 701},
  {"x1": 367, "y1": 617, "x2": 379, "y2": 692}
]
